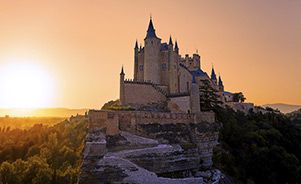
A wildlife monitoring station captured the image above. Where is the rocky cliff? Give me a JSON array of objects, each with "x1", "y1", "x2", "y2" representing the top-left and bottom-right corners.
[{"x1": 79, "y1": 111, "x2": 232, "y2": 184}]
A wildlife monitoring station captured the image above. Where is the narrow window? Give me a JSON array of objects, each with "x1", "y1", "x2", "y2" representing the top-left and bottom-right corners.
[
  {"x1": 162, "y1": 63, "x2": 167, "y2": 70},
  {"x1": 140, "y1": 65, "x2": 144, "y2": 71},
  {"x1": 187, "y1": 82, "x2": 189, "y2": 91}
]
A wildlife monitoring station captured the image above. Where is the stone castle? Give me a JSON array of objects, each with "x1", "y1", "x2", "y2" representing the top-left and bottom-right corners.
[
  {"x1": 120, "y1": 17, "x2": 233, "y2": 113},
  {"x1": 80, "y1": 18, "x2": 232, "y2": 184}
]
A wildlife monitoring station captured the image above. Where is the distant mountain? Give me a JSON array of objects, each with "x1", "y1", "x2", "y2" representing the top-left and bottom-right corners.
[
  {"x1": 262, "y1": 103, "x2": 301, "y2": 114},
  {"x1": 0, "y1": 108, "x2": 89, "y2": 117}
]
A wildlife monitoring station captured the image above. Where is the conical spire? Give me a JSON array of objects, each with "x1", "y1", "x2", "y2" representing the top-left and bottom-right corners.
[
  {"x1": 135, "y1": 40, "x2": 138, "y2": 49},
  {"x1": 120, "y1": 66, "x2": 124, "y2": 75},
  {"x1": 218, "y1": 75, "x2": 223, "y2": 86},
  {"x1": 169, "y1": 35, "x2": 173, "y2": 45},
  {"x1": 145, "y1": 17, "x2": 158, "y2": 39},
  {"x1": 175, "y1": 40, "x2": 178, "y2": 50},
  {"x1": 211, "y1": 67, "x2": 217, "y2": 80}
]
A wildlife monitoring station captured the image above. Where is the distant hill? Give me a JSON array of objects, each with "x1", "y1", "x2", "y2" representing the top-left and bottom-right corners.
[
  {"x1": 0, "y1": 108, "x2": 89, "y2": 117},
  {"x1": 262, "y1": 103, "x2": 301, "y2": 114}
]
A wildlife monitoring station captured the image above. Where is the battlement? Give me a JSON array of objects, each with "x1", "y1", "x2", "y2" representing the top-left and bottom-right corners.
[{"x1": 89, "y1": 110, "x2": 215, "y2": 135}]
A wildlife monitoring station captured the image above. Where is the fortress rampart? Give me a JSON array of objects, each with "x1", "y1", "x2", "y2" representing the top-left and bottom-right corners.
[{"x1": 89, "y1": 110, "x2": 215, "y2": 135}]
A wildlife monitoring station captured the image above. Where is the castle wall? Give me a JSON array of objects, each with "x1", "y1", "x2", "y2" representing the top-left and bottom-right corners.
[
  {"x1": 225, "y1": 94, "x2": 233, "y2": 102},
  {"x1": 180, "y1": 54, "x2": 201, "y2": 71},
  {"x1": 123, "y1": 82, "x2": 166, "y2": 105},
  {"x1": 179, "y1": 66, "x2": 193, "y2": 93},
  {"x1": 89, "y1": 110, "x2": 215, "y2": 136},
  {"x1": 167, "y1": 95, "x2": 191, "y2": 113}
]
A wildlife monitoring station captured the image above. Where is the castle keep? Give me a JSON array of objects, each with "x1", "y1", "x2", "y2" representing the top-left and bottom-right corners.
[{"x1": 120, "y1": 17, "x2": 230, "y2": 113}]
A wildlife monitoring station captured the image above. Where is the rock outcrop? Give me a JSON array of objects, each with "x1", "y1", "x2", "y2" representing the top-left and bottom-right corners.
[{"x1": 79, "y1": 111, "x2": 231, "y2": 184}]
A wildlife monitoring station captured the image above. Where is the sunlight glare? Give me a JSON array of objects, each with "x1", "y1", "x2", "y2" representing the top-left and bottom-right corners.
[{"x1": 0, "y1": 61, "x2": 53, "y2": 108}]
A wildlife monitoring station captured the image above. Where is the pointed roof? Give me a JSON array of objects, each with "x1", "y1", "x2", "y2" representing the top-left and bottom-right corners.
[
  {"x1": 211, "y1": 67, "x2": 217, "y2": 80},
  {"x1": 135, "y1": 40, "x2": 138, "y2": 49},
  {"x1": 120, "y1": 66, "x2": 124, "y2": 75},
  {"x1": 175, "y1": 40, "x2": 178, "y2": 50},
  {"x1": 169, "y1": 35, "x2": 173, "y2": 45},
  {"x1": 218, "y1": 75, "x2": 223, "y2": 86},
  {"x1": 145, "y1": 17, "x2": 158, "y2": 39}
]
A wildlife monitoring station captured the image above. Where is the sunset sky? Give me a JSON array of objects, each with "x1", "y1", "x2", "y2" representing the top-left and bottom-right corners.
[{"x1": 0, "y1": 0, "x2": 300, "y2": 109}]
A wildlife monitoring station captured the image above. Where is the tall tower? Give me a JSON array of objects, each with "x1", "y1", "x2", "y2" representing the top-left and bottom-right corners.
[
  {"x1": 134, "y1": 40, "x2": 138, "y2": 80},
  {"x1": 174, "y1": 40, "x2": 179, "y2": 54},
  {"x1": 218, "y1": 75, "x2": 224, "y2": 92},
  {"x1": 168, "y1": 35, "x2": 177, "y2": 93},
  {"x1": 211, "y1": 67, "x2": 217, "y2": 85},
  {"x1": 144, "y1": 17, "x2": 161, "y2": 84},
  {"x1": 120, "y1": 66, "x2": 125, "y2": 105}
]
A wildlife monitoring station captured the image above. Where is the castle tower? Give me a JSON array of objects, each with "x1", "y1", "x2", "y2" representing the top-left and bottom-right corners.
[
  {"x1": 144, "y1": 17, "x2": 162, "y2": 84},
  {"x1": 175, "y1": 40, "x2": 179, "y2": 54},
  {"x1": 218, "y1": 75, "x2": 224, "y2": 92},
  {"x1": 168, "y1": 35, "x2": 177, "y2": 93},
  {"x1": 134, "y1": 40, "x2": 138, "y2": 80},
  {"x1": 190, "y1": 75, "x2": 201, "y2": 113},
  {"x1": 211, "y1": 67, "x2": 217, "y2": 85},
  {"x1": 120, "y1": 66, "x2": 125, "y2": 105}
]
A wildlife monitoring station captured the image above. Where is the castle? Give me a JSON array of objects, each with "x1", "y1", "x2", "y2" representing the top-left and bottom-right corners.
[
  {"x1": 120, "y1": 17, "x2": 233, "y2": 113},
  {"x1": 80, "y1": 17, "x2": 229, "y2": 183}
]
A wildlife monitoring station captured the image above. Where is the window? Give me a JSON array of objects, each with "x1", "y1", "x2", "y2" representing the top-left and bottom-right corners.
[
  {"x1": 139, "y1": 65, "x2": 144, "y2": 71},
  {"x1": 162, "y1": 63, "x2": 167, "y2": 70},
  {"x1": 187, "y1": 82, "x2": 189, "y2": 91}
]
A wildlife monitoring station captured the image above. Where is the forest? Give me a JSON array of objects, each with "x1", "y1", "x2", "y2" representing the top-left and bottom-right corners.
[
  {"x1": 0, "y1": 115, "x2": 88, "y2": 184},
  {"x1": 213, "y1": 107, "x2": 301, "y2": 184},
  {"x1": 0, "y1": 105, "x2": 301, "y2": 184}
]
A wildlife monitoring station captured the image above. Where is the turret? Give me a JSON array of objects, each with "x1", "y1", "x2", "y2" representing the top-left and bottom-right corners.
[
  {"x1": 218, "y1": 75, "x2": 224, "y2": 92},
  {"x1": 211, "y1": 67, "x2": 217, "y2": 85},
  {"x1": 134, "y1": 40, "x2": 139, "y2": 80},
  {"x1": 175, "y1": 40, "x2": 179, "y2": 54},
  {"x1": 144, "y1": 17, "x2": 161, "y2": 84},
  {"x1": 169, "y1": 35, "x2": 173, "y2": 47},
  {"x1": 120, "y1": 66, "x2": 125, "y2": 104},
  {"x1": 190, "y1": 75, "x2": 200, "y2": 113}
]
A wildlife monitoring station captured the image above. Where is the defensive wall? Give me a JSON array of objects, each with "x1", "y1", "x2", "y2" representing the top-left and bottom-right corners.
[
  {"x1": 121, "y1": 80, "x2": 167, "y2": 105},
  {"x1": 89, "y1": 110, "x2": 215, "y2": 135}
]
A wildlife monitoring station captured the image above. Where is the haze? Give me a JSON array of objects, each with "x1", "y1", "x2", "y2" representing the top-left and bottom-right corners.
[{"x1": 0, "y1": 0, "x2": 300, "y2": 109}]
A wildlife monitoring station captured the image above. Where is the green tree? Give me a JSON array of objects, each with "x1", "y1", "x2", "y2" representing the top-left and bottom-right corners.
[
  {"x1": 233, "y1": 92, "x2": 246, "y2": 103},
  {"x1": 199, "y1": 79, "x2": 222, "y2": 111},
  {"x1": 0, "y1": 161, "x2": 21, "y2": 184}
]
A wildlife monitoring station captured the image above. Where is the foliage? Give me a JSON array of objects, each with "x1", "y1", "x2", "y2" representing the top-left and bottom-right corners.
[
  {"x1": 199, "y1": 79, "x2": 222, "y2": 111},
  {"x1": 101, "y1": 99, "x2": 135, "y2": 111},
  {"x1": 286, "y1": 108, "x2": 301, "y2": 123},
  {"x1": 213, "y1": 107, "x2": 301, "y2": 184},
  {"x1": 233, "y1": 92, "x2": 246, "y2": 103},
  {"x1": 0, "y1": 117, "x2": 66, "y2": 130},
  {"x1": 0, "y1": 115, "x2": 88, "y2": 184}
]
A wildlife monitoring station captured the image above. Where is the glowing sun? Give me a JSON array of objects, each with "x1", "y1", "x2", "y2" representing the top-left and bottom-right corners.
[{"x1": 0, "y1": 62, "x2": 53, "y2": 108}]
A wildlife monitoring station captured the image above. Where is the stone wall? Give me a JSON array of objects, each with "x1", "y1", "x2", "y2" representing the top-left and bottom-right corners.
[
  {"x1": 226, "y1": 102, "x2": 255, "y2": 114},
  {"x1": 168, "y1": 95, "x2": 191, "y2": 113},
  {"x1": 89, "y1": 110, "x2": 215, "y2": 136},
  {"x1": 122, "y1": 82, "x2": 166, "y2": 105},
  {"x1": 179, "y1": 65, "x2": 193, "y2": 93}
]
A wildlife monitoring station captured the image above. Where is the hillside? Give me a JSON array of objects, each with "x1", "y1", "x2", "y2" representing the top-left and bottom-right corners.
[
  {"x1": 262, "y1": 103, "x2": 301, "y2": 114},
  {"x1": 0, "y1": 108, "x2": 89, "y2": 117}
]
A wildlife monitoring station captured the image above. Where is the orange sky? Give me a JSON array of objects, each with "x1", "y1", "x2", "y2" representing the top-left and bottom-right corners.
[{"x1": 0, "y1": 0, "x2": 300, "y2": 109}]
